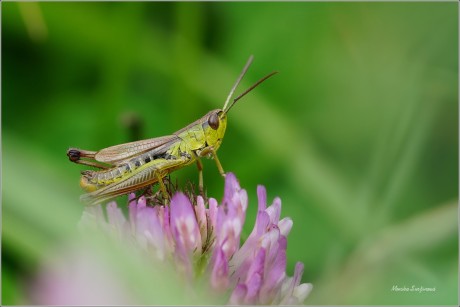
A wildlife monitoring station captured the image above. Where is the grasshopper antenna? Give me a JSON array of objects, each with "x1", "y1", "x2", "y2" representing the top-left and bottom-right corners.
[
  {"x1": 222, "y1": 55, "x2": 254, "y2": 112},
  {"x1": 224, "y1": 70, "x2": 278, "y2": 115}
]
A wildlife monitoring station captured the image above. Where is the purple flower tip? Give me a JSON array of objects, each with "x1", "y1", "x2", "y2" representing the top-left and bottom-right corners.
[{"x1": 170, "y1": 193, "x2": 202, "y2": 263}]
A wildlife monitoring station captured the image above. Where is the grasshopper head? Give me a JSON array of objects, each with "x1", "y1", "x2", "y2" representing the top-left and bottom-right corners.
[{"x1": 203, "y1": 109, "x2": 227, "y2": 151}]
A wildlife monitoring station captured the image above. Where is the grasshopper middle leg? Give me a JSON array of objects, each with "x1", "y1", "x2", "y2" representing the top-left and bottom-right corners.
[
  {"x1": 155, "y1": 172, "x2": 169, "y2": 201},
  {"x1": 196, "y1": 158, "x2": 204, "y2": 196}
]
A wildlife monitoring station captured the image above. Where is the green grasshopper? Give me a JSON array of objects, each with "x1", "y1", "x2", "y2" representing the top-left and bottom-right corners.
[{"x1": 67, "y1": 56, "x2": 277, "y2": 206}]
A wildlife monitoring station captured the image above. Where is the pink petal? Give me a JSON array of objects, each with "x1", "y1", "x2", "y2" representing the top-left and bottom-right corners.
[
  {"x1": 207, "y1": 198, "x2": 218, "y2": 234},
  {"x1": 128, "y1": 195, "x2": 138, "y2": 233},
  {"x1": 223, "y1": 173, "x2": 240, "y2": 204},
  {"x1": 257, "y1": 185, "x2": 267, "y2": 211},
  {"x1": 210, "y1": 247, "x2": 229, "y2": 291},
  {"x1": 31, "y1": 248, "x2": 134, "y2": 305},
  {"x1": 280, "y1": 262, "x2": 305, "y2": 304},
  {"x1": 244, "y1": 248, "x2": 266, "y2": 304},
  {"x1": 278, "y1": 217, "x2": 293, "y2": 236},
  {"x1": 230, "y1": 211, "x2": 270, "y2": 280},
  {"x1": 106, "y1": 202, "x2": 128, "y2": 239},
  {"x1": 169, "y1": 194, "x2": 199, "y2": 278},
  {"x1": 259, "y1": 237, "x2": 287, "y2": 304},
  {"x1": 79, "y1": 205, "x2": 105, "y2": 231},
  {"x1": 293, "y1": 283, "x2": 313, "y2": 304},
  {"x1": 266, "y1": 197, "x2": 281, "y2": 224},
  {"x1": 195, "y1": 196, "x2": 208, "y2": 246},
  {"x1": 135, "y1": 207, "x2": 164, "y2": 258},
  {"x1": 229, "y1": 284, "x2": 247, "y2": 305},
  {"x1": 170, "y1": 192, "x2": 201, "y2": 255}
]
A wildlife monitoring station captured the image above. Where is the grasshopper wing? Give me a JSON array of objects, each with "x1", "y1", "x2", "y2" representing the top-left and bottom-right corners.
[{"x1": 94, "y1": 135, "x2": 179, "y2": 163}]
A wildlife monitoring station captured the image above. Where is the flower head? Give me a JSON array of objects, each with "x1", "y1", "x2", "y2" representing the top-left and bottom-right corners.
[{"x1": 75, "y1": 173, "x2": 311, "y2": 304}]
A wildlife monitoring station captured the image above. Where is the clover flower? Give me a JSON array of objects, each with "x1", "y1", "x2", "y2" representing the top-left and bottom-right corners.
[{"x1": 76, "y1": 173, "x2": 311, "y2": 304}]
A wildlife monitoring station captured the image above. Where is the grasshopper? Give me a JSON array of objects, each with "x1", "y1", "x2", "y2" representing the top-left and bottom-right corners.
[{"x1": 67, "y1": 56, "x2": 277, "y2": 206}]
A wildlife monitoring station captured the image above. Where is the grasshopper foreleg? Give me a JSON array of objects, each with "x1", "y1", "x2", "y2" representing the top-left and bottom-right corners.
[
  {"x1": 211, "y1": 149, "x2": 225, "y2": 177},
  {"x1": 198, "y1": 147, "x2": 225, "y2": 177}
]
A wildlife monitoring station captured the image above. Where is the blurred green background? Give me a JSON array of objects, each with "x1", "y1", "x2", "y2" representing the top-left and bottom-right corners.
[{"x1": 2, "y1": 2, "x2": 458, "y2": 305}]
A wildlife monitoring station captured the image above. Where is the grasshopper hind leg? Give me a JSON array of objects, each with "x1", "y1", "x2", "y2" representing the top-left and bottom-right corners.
[
  {"x1": 67, "y1": 148, "x2": 96, "y2": 161},
  {"x1": 80, "y1": 157, "x2": 188, "y2": 206},
  {"x1": 67, "y1": 148, "x2": 110, "y2": 169}
]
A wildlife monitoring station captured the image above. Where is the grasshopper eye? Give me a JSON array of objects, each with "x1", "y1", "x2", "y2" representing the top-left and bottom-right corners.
[{"x1": 208, "y1": 113, "x2": 220, "y2": 130}]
